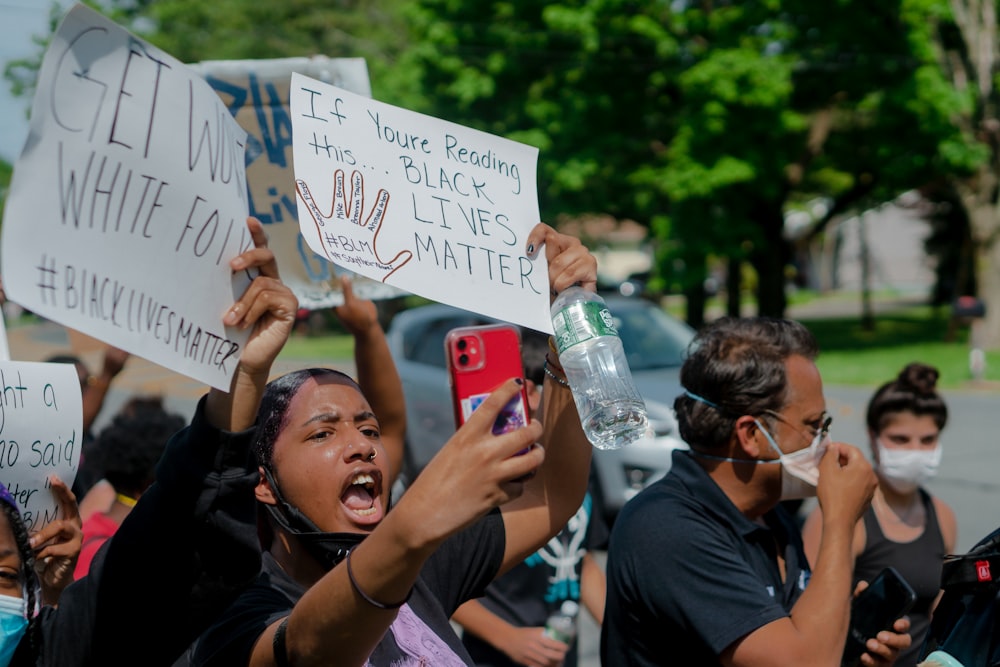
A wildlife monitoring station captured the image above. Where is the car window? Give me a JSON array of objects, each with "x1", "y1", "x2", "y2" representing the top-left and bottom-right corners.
[
  {"x1": 404, "y1": 314, "x2": 493, "y2": 368},
  {"x1": 614, "y1": 305, "x2": 693, "y2": 371}
]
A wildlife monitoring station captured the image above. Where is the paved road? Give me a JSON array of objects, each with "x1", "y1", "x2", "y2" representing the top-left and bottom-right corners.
[{"x1": 7, "y1": 320, "x2": 998, "y2": 667}]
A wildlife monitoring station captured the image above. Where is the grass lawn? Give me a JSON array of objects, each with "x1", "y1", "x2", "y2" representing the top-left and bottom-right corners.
[
  {"x1": 278, "y1": 332, "x2": 354, "y2": 362},
  {"x1": 799, "y1": 306, "x2": 1000, "y2": 390}
]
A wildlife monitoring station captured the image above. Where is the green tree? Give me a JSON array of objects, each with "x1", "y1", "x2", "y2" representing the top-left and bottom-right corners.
[
  {"x1": 934, "y1": 0, "x2": 1000, "y2": 347},
  {"x1": 0, "y1": 158, "x2": 12, "y2": 221},
  {"x1": 400, "y1": 0, "x2": 980, "y2": 323},
  {"x1": 3, "y1": 1, "x2": 66, "y2": 114},
  {"x1": 631, "y1": 0, "x2": 976, "y2": 319}
]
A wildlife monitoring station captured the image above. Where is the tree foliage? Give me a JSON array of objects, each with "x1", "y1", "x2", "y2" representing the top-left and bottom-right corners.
[{"x1": 398, "y1": 0, "x2": 983, "y2": 321}]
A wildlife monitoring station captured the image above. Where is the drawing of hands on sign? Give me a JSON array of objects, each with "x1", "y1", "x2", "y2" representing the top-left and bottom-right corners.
[{"x1": 296, "y1": 170, "x2": 413, "y2": 282}]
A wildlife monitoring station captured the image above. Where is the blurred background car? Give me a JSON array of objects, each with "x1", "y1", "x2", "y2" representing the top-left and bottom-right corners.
[{"x1": 385, "y1": 294, "x2": 695, "y2": 526}]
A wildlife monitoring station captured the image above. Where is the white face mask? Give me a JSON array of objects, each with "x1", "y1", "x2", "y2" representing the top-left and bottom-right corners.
[
  {"x1": 876, "y1": 441, "x2": 942, "y2": 493},
  {"x1": 755, "y1": 419, "x2": 830, "y2": 500}
]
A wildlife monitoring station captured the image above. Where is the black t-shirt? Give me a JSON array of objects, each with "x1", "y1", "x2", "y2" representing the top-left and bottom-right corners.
[
  {"x1": 462, "y1": 492, "x2": 604, "y2": 667},
  {"x1": 192, "y1": 509, "x2": 506, "y2": 666},
  {"x1": 601, "y1": 449, "x2": 811, "y2": 667}
]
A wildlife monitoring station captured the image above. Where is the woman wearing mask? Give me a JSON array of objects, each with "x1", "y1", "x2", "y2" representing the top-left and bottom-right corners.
[{"x1": 803, "y1": 362, "x2": 957, "y2": 666}]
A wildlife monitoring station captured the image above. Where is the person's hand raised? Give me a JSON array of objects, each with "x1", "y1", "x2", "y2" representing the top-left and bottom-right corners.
[
  {"x1": 30, "y1": 476, "x2": 82, "y2": 605},
  {"x1": 333, "y1": 274, "x2": 379, "y2": 338},
  {"x1": 99, "y1": 345, "x2": 129, "y2": 378},
  {"x1": 222, "y1": 217, "x2": 298, "y2": 380},
  {"x1": 208, "y1": 217, "x2": 297, "y2": 432},
  {"x1": 524, "y1": 223, "x2": 598, "y2": 302},
  {"x1": 396, "y1": 379, "x2": 544, "y2": 548}
]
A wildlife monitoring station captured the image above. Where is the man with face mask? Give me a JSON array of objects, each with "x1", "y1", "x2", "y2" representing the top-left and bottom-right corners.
[{"x1": 601, "y1": 316, "x2": 912, "y2": 667}]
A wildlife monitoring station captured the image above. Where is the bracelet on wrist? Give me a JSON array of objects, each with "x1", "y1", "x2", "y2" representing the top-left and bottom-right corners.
[
  {"x1": 346, "y1": 548, "x2": 411, "y2": 610},
  {"x1": 272, "y1": 617, "x2": 291, "y2": 667},
  {"x1": 545, "y1": 352, "x2": 563, "y2": 373},
  {"x1": 543, "y1": 360, "x2": 571, "y2": 388}
]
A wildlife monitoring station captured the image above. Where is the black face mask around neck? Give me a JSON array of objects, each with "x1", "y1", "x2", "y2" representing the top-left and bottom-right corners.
[{"x1": 261, "y1": 467, "x2": 367, "y2": 571}]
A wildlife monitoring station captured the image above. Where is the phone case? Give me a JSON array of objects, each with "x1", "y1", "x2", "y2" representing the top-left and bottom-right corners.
[
  {"x1": 445, "y1": 324, "x2": 530, "y2": 435},
  {"x1": 842, "y1": 566, "x2": 917, "y2": 667}
]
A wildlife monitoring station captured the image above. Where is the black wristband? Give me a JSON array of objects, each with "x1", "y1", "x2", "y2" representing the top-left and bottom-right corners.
[
  {"x1": 272, "y1": 616, "x2": 291, "y2": 667},
  {"x1": 346, "y1": 548, "x2": 411, "y2": 610}
]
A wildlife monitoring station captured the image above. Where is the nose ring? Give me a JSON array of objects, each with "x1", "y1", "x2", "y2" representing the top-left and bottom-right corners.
[{"x1": 368, "y1": 450, "x2": 377, "y2": 462}]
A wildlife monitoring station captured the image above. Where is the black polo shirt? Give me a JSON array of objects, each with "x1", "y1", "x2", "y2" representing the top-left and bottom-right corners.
[{"x1": 601, "y1": 449, "x2": 811, "y2": 666}]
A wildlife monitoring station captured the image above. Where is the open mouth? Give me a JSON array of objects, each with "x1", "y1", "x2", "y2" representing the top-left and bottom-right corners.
[{"x1": 340, "y1": 469, "x2": 383, "y2": 522}]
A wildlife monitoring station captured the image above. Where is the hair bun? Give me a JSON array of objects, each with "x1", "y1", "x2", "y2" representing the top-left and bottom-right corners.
[{"x1": 898, "y1": 362, "x2": 939, "y2": 395}]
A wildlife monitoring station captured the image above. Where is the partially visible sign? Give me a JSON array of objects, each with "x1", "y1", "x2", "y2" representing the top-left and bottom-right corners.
[
  {"x1": 191, "y1": 56, "x2": 405, "y2": 308},
  {"x1": 0, "y1": 315, "x2": 8, "y2": 362},
  {"x1": 0, "y1": 361, "x2": 82, "y2": 532},
  {"x1": 1, "y1": 3, "x2": 252, "y2": 391}
]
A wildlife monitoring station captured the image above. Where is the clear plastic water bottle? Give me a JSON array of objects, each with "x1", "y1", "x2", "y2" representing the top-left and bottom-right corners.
[
  {"x1": 551, "y1": 286, "x2": 648, "y2": 450},
  {"x1": 543, "y1": 600, "x2": 580, "y2": 645}
]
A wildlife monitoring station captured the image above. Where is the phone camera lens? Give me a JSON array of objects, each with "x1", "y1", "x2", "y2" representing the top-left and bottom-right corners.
[
  {"x1": 458, "y1": 354, "x2": 469, "y2": 366},
  {"x1": 457, "y1": 339, "x2": 468, "y2": 351}
]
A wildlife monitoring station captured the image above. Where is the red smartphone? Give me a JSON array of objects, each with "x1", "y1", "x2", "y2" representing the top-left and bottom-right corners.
[{"x1": 445, "y1": 324, "x2": 530, "y2": 435}]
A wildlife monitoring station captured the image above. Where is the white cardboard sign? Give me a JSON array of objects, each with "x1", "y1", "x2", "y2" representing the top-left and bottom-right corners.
[
  {"x1": 190, "y1": 56, "x2": 405, "y2": 309},
  {"x1": 0, "y1": 3, "x2": 252, "y2": 391},
  {"x1": 290, "y1": 73, "x2": 553, "y2": 334},
  {"x1": 0, "y1": 316, "x2": 8, "y2": 362},
  {"x1": 0, "y1": 362, "x2": 82, "y2": 532}
]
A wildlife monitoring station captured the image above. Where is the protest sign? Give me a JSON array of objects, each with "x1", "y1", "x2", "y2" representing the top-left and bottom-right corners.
[
  {"x1": 0, "y1": 316, "x2": 8, "y2": 362},
  {"x1": 290, "y1": 73, "x2": 552, "y2": 334},
  {"x1": 0, "y1": 361, "x2": 82, "y2": 532},
  {"x1": 0, "y1": 3, "x2": 252, "y2": 391},
  {"x1": 190, "y1": 56, "x2": 404, "y2": 309}
]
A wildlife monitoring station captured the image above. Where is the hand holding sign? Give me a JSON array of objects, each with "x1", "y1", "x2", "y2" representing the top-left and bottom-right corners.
[
  {"x1": 30, "y1": 475, "x2": 82, "y2": 605},
  {"x1": 296, "y1": 170, "x2": 413, "y2": 282},
  {"x1": 1, "y1": 4, "x2": 252, "y2": 391}
]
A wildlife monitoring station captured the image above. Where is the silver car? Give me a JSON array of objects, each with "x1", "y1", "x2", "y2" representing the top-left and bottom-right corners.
[{"x1": 385, "y1": 295, "x2": 694, "y2": 525}]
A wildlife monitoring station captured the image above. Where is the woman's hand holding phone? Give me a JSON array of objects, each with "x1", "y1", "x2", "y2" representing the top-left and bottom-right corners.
[
  {"x1": 446, "y1": 324, "x2": 531, "y2": 436},
  {"x1": 842, "y1": 567, "x2": 915, "y2": 667}
]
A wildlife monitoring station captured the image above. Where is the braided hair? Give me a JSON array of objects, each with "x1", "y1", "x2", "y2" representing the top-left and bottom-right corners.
[{"x1": 0, "y1": 496, "x2": 41, "y2": 657}]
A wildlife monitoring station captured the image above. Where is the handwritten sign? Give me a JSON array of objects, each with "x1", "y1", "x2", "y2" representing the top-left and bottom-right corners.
[
  {"x1": 290, "y1": 73, "x2": 552, "y2": 333},
  {"x1": 190, "y1": 56, "x2": 404, "y2": 308},
  {"x1": 0, "y1": 316, "x2": 8, "y2": 362},
  {"x1": 0, "y1": 3, "x2": 252, "y2": 391},
  {"x1": 0, "y1": 362, "x2": 82, "y2": 532}
]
